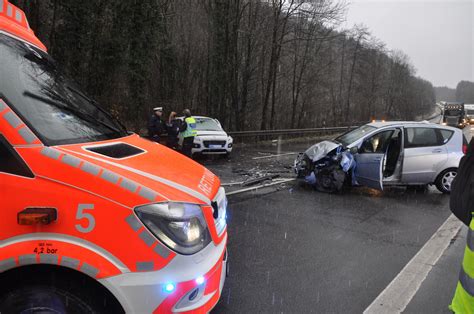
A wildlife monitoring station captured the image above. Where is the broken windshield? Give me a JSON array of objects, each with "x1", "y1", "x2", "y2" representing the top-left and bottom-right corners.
[{"x1": 335, "y1": 125, "x2": 377, "y2": 147}]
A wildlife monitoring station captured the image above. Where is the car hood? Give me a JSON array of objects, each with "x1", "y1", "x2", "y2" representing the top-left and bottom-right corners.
[
  {"x1": 24, "y1": 134, "x2": 221, "y2": 208},
  {"x1": 196, "y1": 130, "x2": 228, "y2": 137},
  {"x1": 304, "y1": 140, "x2": 340, "y2": 162}
]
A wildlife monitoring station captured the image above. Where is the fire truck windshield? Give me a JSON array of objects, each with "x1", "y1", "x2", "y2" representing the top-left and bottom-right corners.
[{"x1": 0, "y1": 34, "x2": 127, "y2": 145}]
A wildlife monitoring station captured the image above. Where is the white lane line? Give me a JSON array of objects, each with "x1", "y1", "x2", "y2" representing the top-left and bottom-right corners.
[
  {"x1": 221, "y1": 181, "x2": 245, "y2": 187},
  {"x1": 252, "y1": 152, "x2": 298, "y2": 160},
  {"x1": 364, "y1": 214, "x2": 463, "y2": 314},
  {"x1": 226, "y1": 178, "x2": 296, "y2": 196}
]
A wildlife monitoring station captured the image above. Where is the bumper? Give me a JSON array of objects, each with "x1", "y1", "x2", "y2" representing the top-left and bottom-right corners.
[
  {"x1": 192, "y1": 147, "x2": 232, "y2": 155},
  {"x1": 99, "y1": 234, "x2": 228, "y2": 313}
]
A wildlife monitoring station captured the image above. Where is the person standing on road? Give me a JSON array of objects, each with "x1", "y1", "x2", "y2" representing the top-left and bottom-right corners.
[
  {"x1": 449, "y1": 138, "x2": 474, "y2": 313},
  {"x1": 166, "y1": 111, "x2": 181, "y2": 150},
  {"x1": 148, "y1": 107, "x2": 165, "y2": 143},
  {"x1": 180, "y1": 109, "x2": 197, "y2": 157}
]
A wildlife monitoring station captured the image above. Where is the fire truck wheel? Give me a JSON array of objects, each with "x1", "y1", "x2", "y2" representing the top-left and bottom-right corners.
[
  {"x1": 0, "y1": 285, "x2": 95, "y2": 313},
  {"x1": 0, "y1": 265, "x2": 124, "y2": 314}
]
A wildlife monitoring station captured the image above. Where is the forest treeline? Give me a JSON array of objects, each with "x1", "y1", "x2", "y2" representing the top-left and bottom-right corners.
[
  {"x1": 435, "y1": 81, "x2": 474, "y2": 103},
  {"x1": 12, "y1": 0, "x2": 436, "y2": 132}
]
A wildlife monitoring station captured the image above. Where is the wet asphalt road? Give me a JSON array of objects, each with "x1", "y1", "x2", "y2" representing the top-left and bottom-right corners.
[{"x1": 200, "y1": 134, "x2": 463, "y2": 313}]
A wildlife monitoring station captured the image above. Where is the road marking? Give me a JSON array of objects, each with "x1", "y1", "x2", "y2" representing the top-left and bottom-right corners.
[
  {"x1": 252, "y1": 152, "x2": 297, "y2": 160},
  {"x1": 364, "y1": 214, "x2": 463, "y2": 314},
  {"x1": 221, "y1": 181, "x2": 245, "y2": 187},
  {"x1": 226, "y1": 178, "x2": 295, "y2": 196}
]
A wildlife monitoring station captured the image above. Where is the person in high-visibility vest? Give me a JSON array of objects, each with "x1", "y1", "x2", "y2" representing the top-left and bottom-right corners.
[
  {"x1": 450, "y1": 218, "x2": 474, "y2": 313},
  {"x1": 449, "y1": 138, "x2": 474, "y2": 313},
  {"x1": 180, "y1": 109, "x2": 197, "y2": 157}
]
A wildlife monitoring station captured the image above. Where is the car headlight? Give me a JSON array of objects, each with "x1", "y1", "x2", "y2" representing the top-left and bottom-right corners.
[
  {"x1": 228, "y1": 136, "x2": 233, "y2": 142},
  {"x1": 135, "y1": 202, "x2": 211, "y2": 255}
]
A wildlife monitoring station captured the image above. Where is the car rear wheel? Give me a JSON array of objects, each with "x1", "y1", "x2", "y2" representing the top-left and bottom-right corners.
[{"x1": 435, "y1": 168, "x2": 457, "y2": 194}]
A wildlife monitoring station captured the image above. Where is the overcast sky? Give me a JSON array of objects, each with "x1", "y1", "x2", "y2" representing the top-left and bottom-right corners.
[{"x1": 343, "y1": 0, "x2": 473, "y2": 88}]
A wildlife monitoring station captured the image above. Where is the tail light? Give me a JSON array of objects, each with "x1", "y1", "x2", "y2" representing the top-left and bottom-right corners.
[{"x1": 463, "y1": 144, "x2": 468, "y2": 154}]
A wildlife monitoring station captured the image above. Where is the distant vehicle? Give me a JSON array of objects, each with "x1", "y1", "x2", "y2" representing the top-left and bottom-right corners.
[
  {"x1": 294, "y1": 121, "x2": 468, "y2": 194},
  {"x1": 443, "y1": 102, "x2": 466, "y2": 128},
  {"x1": 464, "y1": 104, "x2": 474, "y2": 124},
  {"x1": 178, "y1": 116, "x2": 233, "y2": 156}
]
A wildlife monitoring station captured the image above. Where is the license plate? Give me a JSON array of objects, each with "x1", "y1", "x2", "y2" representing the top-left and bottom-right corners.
[{"x1": 210, "y1": 145, "x2": 222, "y2": 149}]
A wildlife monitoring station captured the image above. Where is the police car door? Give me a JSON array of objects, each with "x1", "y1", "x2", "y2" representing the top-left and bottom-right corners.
[{"x1": 354, "y1": 129, "x2": 395, "y2": 190}]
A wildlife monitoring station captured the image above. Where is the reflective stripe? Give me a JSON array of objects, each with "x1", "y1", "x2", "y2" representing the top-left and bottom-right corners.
[
  {"x1": 18, "y1": 127, "x2": 38, "y2": 144},
  {"x1": 80, "y1": 162, "x2": 101, "y2": 176},
  {"x1": 0, "y1": 99, "x2": 6, "y2": 111},
  {"x1": 120, "y1": 178, "x2": 138, "y2": 193},
  {"x1": 81, "y1": 262, "x2": 99, "y2": 278},
  {"x1": 6, "y1": 3, "x2": 12, "y2": 17},
  {"x1": 41, "y1": 147, "x2": 61, "y2": 160},
  {"x1": 100, "y1": 170, "x2": 120, "y2": 184},
  {"x1": 39, "y1": 254, "x2": 58, "y2": 264},
  {"x1": 1, "y1": 233, "x2": 129, "y2": 273},
  {"x1": 0, "y1": 257, "x2": 15, "y2": 272},
  {"x1": 61, "y1": 154, "x2": 81, "y2": 168},
  {"x1": 459, "y1": 266, "x2": 474, "y2": 297},
  {"x1": 136, "y1": 261, "x2": 154, "y2": 272},
  {"x1": 138, "y1": 186, "x2": 158, "y2": 202},
  {"x1": 19, "y1": 254, "x2": 37, "y2": 265},
  {"x1": 153, "y1": 243, "x2": 170, "y2": 259},
  {"x1": 125, "y1": 214, "x2": 141, "y2": 232},
  {"x1": 467, "y1": 228, "x2": 474, "y2": 252},
  {"x1": 61, "y1": 256, "x2": 80, "y2": 269},
  {"x1": 65, "y1": 151, "x2": 210, "y2": 203},
  {"x1": 3, "y1": 111, "x2": 22, "y2": 128},
  {"x1": 15, "y1": 9, "x2": 21, "y2": 22},
  {"x1": 139, "y1": 230, "x2": 155, "y2": 247}
]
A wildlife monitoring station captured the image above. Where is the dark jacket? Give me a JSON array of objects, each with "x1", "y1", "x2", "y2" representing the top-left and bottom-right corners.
[
  {"x1": 450, "y1": 138, "x2": 474, "y2": 226},
  {"x1": 167, "y1": 119, "x2": 181, "y2": 138},
  {"x1": 148, "y1": 115, "x2": 164, "y2": 138}
]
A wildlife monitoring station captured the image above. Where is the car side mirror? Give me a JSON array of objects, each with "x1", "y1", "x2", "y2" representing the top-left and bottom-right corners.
[{"x1": 350, "y1": 146, "x2": 359, "y2": 155}]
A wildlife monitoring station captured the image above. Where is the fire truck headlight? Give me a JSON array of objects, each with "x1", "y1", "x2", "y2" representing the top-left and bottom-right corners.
[{"x1": 135, "y1": 202, "x2": 212, "y2": 255}]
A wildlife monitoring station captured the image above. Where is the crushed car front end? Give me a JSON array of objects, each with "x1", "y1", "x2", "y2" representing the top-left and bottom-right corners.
[{"x1": 294, "y1": 141, "x2": 355, "y2": 193}]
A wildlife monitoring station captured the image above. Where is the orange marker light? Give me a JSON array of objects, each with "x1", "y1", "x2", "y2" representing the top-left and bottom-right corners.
[{"x1": 17, "y1": 208, "x2": 57, "y2": 225}]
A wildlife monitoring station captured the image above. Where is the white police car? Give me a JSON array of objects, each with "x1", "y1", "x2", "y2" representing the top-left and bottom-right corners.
[{"x1": 179, "y1": 116, "x2": 233, "y2": 156}]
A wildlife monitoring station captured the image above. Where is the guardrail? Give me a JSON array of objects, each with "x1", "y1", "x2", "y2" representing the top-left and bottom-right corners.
[{"x1": 227, "y1": 126, "x2": 360, "y2": 138}]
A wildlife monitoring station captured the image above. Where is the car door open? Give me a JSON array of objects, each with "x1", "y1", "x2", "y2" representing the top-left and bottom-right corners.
[{"x1": 354, "y1": 130, "x2": 395, "y2": 190}]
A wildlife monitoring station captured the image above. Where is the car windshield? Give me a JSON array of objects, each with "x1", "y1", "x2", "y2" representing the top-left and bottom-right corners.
[
  {"x1": 0, "y1": 34, "x2": 126, "y2": 145},
  {"x1": 195, "y1": 118, "x2": 223, "y2": 131},
  {"x1": 335, "y1": 125, "x2": 377, "y2": 146}
]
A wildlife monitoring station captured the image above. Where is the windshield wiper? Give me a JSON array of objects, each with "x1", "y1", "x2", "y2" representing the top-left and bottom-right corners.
[{"x1": 24, "y1": 91, "x2": 124, "y2": 135}]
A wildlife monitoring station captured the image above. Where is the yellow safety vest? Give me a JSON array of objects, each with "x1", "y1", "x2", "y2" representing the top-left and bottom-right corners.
[
  {"x1": 182, "y1": 117, "x2": 197, "y2": 138},
  {"x1": 450, "y1": 218, "x2": 474, "y2": 313}
]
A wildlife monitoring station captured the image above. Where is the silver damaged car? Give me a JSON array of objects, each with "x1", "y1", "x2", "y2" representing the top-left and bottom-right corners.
[{"x1": 294, "y1": 121, "x2": 468, "y2": 194}]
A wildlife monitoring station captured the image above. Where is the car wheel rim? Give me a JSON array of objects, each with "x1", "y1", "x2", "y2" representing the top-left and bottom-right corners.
[{"x1": 441, "y1": 171, "x2": 457, "y2": 191}]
